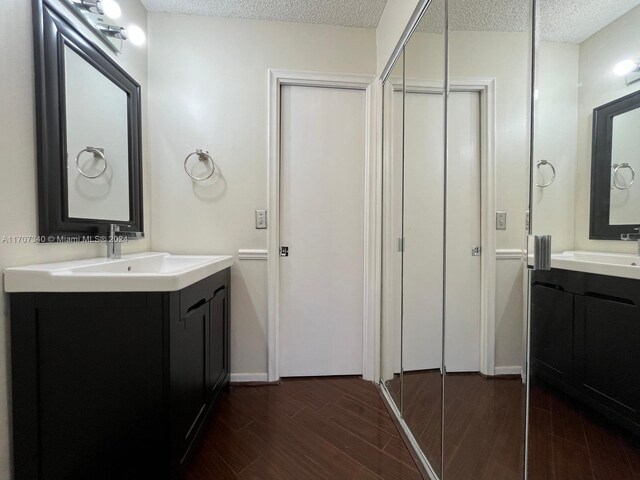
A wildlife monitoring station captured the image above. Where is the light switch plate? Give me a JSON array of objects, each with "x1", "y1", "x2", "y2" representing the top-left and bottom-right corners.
[
  {"x1": 255, "y1": 209, "x2": 267, "y2": 229},
  {"x1": 496, "y1": 211, "x2": 507, "y2": 230}
]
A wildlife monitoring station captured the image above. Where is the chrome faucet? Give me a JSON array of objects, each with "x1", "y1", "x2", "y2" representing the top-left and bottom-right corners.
[
  {"x1": 621, "y1": 227, "x2": 640, "y2": 255},
  {"x1": 107, "y1": 224, "x2": 123, "y2": 259}
]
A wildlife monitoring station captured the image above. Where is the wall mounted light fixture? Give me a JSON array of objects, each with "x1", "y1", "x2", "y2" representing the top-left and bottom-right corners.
[
  {"x1": 96, "y1": 22, "x2": 128, "y2": 40},
  {"x1": 101, "y1": 0, "x2": 121, "y2": 20},
  {"x1": 614, "y1": 59, "x2": 640, "y2": 85},
  {"x1": 63, "y1": 0, "x2": 145, "y2": 54},
  {"x1": 614, "y1": 59, "x2": 639, "y2": 76},
  {"x1": 72, "y1": 0, "x2": 103, "y2": 15}
]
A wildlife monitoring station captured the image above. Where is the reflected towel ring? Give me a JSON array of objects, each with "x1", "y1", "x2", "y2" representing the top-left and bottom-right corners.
[
  {"x1": 75, "y1": 146, "x2": 107, "y2": 179},
  {"x1": 611, "y1": 163, "x2": 635, "y2": 190},
  {"x1": 184, "y1": 149, "x2": 215, "y2": 181},
  {"x1": 536, "y1": 160, "x2": 556, "y2": 187}
]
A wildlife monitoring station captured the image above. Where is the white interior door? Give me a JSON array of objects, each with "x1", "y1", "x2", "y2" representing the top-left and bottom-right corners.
[
  {"x1": 445, "y1": 91, "x2": 482, "y2": 372},
  {"x1": 279, "y1": 84, "x2": 366, "y2": 377},
  {"x1": 403, "y1": 91, "x2": 445, "y2": 372}
]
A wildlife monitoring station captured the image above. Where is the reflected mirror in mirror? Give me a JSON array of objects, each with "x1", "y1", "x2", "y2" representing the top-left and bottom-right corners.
[
  {"x1": 65, "y1": 45, "x2": 130, "y2": 222},
  {"x1": 531, "y1": 1, "x2": 640, "y2": 478},
  {"x1": 445, "y1": 0, "x2": 530, "y2": 479},
  {"x1": 402, "y1": 0, "x2": 445, "y2": 476},
  {"x1": 610, "y1": 104, "x2": 640, "y2": 224},
  {"x1": 380, "y1": 49, "x2": 404, "y2": 412}
]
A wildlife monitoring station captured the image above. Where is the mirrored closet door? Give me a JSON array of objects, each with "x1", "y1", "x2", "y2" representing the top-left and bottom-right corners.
[
  {"x1": 443, "y1": 1, "x2": 531, "y2": 479},
  {"x1": 380, "y1": 0, "x2": 532, "y2": 478},
  {"x1": 380, "y1": 0, "x2": 446, "y2": 477},
  {"x1": 529, "y1": 1, "x2": 640, "y2": 478},
  {"x1": 402, "y1": 2, "x2": 446, "y2": 476}
]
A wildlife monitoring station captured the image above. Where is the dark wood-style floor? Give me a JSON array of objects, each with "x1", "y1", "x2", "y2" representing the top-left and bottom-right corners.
[
  {"x1": 529, "y1": 380, "x2": 640, "y2": 480},
  {"x1": 184, "y1": 377, "x2": 422, "y2": 479},
  {"x1": 444, "y1": 373, "x2": 525, "y2": 480}
]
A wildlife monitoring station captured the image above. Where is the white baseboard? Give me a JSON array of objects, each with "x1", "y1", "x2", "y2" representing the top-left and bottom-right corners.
[
  {"x1": 230, "y1": 373, "x2": 269, "y2": 383},
  {"x1": 494, "y1": 366, "x2": 522, "y2": 376}
]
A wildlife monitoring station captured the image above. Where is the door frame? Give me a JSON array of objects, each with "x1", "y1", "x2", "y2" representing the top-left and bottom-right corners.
[
  {"x1": 267, "y1": 69, "x2": 376, "y2": 382},
  {"x1": 398, "y1": 76, "x2": 497, "y2": 375}
]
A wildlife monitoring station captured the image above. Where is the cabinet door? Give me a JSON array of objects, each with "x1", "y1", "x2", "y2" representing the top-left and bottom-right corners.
[
  {"x1": 574, "y1": 295, "x2": 640, "y2": 423},
  {"x1": 530, "y1": 284, "x2": 574, "y2": 384},
  {"x1": 172, "y1": 302, "x2": 207, "y2": 459},
  {"x1": 208, "y1": 286, "x2": 228, "y2": 394}
]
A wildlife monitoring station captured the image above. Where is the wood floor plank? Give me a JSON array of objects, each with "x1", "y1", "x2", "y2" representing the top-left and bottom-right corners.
[
  {"x1": 184, "y1": 451, "x2": 239, "y2": 480},
  {"x1": 551, "y1": 435, "x2": 594, "y2": 480},
  {"x1": 320, "y1": 401, "x2": 394, "y2": 450},
  {"x1": 246, "y1": 413, "x2": 364, "y2": 479},
  {"x1": 334, "y1": 394, "x2": 400, "y2": 437},
  {"x1": 583, "y1": 414, "x2": 635, "y2": 480},
  {"x1": 383, "y1": 434, "x2": 419, "y2": 469},
  {"x1": 293, "y1": 406, "x2": 422, "y2": 480},
  {"x1": 185, "y1": 378, "x2": 419, "y2": 480}
]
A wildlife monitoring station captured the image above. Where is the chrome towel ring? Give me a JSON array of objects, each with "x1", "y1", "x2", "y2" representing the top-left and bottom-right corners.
[
  {"x1": 611, "y1": 163, "x2": 635, "y2": 190},
  {"x1": 536, "y1": 160, "x2": 556, "y2": 187},
  {"x1": 184, "y1": 149, "x2": 215, "y2": 181},
  {"x1": 75, "y1": 146, "x2": 107, "y2": 179}
]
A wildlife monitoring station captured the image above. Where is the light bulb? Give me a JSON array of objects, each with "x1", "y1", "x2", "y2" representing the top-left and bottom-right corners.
[
  {"x1": 101, "y1": 0, "x2": 121, "y2": 20},
  {"x1": 128, "y1": 25, "x2": 146, "y2": 46},
  {"x1": 613, "y1": 59, "x2": 638, "y2": 77}
]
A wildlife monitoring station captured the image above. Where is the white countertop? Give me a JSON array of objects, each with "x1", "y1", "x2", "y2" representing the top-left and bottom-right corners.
[
  {"x1": 3, "y1": 252, "x2": 234, "y2": 292},
  {"x1": 551, "y1": 250, "x2": 640, "y2": 280}
]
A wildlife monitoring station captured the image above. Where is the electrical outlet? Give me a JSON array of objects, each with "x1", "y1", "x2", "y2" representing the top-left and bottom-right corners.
[
  {"x1": 496, "y1": 211, "x2": 507, "y2": 231},
  {"x1": 255, "y1": 209, "x2": 267, "y2": 229}
]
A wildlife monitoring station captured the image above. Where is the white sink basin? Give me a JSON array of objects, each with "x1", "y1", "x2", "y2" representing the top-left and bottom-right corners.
[
  {"x1": 3, "y1": 252, "x2": 234, "y2": 292},
  {"x1": 551, "y1": 250, "x2": 640, "y2": 280}
]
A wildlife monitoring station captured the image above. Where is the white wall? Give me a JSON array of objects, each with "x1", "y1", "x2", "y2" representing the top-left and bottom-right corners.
[
  {"x1": 0, "y1": 1, "x2": 149, "y2": 478},
  {"x1": 147, "y1": 12, "x2": 376, "y2": 379},
  {"x1": 532, "y1": 42, "x2": 579, "y2": 252},
  {"x1": 574, "y1": 4, "x2": 640, "y2": 252}
]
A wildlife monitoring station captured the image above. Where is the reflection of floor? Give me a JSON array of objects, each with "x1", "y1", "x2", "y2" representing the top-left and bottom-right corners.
[
  {"x1": 444, "y1": 373, "x2": 526, "y2": 480},
  {"x1": 403, "y1": 370, "x2": 442, "y2": 476},
  {"x1": 184, "y1": 377, "x2": 422, "y2": 479},
  {"x1": 528, "y1": 380, "x2": 640, "y2": 480}
]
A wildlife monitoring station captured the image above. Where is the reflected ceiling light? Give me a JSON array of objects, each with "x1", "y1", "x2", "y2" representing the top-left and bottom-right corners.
[
  {"x1": 96, "y1": 22, "x2": 127, "y2": 40},
  {"x1": 101, "y1": 0, "x2": 121, "y2": 20},
  {"x1": 128, "y1": 25, "x2": 146, "y2": 46},
  {"x1": 613, "y1": 59, "x2": 640, "y2": 77},
  {"x1": 74, "y1": 0, "x2": 104, "y2": 15}
]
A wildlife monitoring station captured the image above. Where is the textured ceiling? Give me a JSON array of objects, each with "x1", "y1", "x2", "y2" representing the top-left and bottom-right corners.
[
  {"x1": 141, "y1": 0, "x2": 640, "y2": 44},
  {"x1": 538, "y1": 0, "x2": 640, "y2": 43},
  {"x1": 140, "y1": 0, "x2": 388, "y2": 28},
  {"x1": 418, "y1": 0, "x2": 640, "y2": 43}
]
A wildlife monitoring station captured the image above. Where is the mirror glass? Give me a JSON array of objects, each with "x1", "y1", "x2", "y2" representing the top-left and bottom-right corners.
[
  {"x1": 36, "y1": 2, "x2": 143, "y2": 239},
  {"x1": 381, "y1": 49, "x2": 404, "y2": 411},
  {"x1": 402, "y1": 0, "x2": 445, "y2": 475},
  {"x1": 530, "y1": 2, "x2": 640, "y2": 478},
  {"x1": 65, "y1": 45, "x2": 130, "y2": 222},
  {"x1": 609, "y1": 105, "x2": 640, "y2": 225},
  {"x1": 444, "y1": 0, "x2": 530, "y2": 478}
]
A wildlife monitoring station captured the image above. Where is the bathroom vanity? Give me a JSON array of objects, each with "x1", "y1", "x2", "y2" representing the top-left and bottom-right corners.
[
  {"x1": 531, "y1": 259, "x2": 640, "y2": 436},
  {"x1": 6, "y1": 253, "x2": 232, "y2": 479}
]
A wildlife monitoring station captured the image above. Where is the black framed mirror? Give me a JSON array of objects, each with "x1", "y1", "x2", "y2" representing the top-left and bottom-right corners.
[
  {"x1": 590, "y1": 89, "x2": 640, "y2": 239},
  {"x1": 33, "y1": 0, "x2": 143, "y2": 240}
]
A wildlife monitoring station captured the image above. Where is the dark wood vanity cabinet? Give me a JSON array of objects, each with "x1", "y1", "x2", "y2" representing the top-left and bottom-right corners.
[
  {"x1": 10, "y1": 268, "x2": 230, "y2": 480},
  {"x1": 531, "y1": 269, "x2": 640, "y2": 435}
]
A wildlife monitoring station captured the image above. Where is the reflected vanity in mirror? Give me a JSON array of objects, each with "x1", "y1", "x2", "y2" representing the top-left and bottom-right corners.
[
  {"x1": 34, "y1": 0, "x2": 143, "y2": 239},
  {"x1": 591, "y1": 90, "x2": 640, "y2": 238}
]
